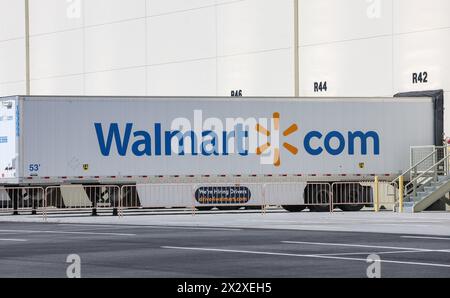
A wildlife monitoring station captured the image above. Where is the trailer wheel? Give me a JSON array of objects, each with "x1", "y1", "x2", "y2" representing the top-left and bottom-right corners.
[
  {"x1": 339, "y1": 204, "x2": 364, "y2": 212},
  {"x1": 106, "y1": 187, "x2": 121, "y2": 209},
  {"x1": 305, "y1": 184, "x2": 331, "y2": 212},
  {"x1": 336, "y1": 185, "x2": 364, "y2": 212},
  {"x1": 122, "y1": 187, "x2": 140, "y2": 208},
  {"x1": 217, "y1": 206, "x2": 242, "y2": 211},
  {"x1": 308, "y1": 205, "x2": 330, "y2": 212},
  {"x1": 196, "y1": 206, "x2": 214, "y2": 211},
  {"x1": 282, "y1": 205, "x2": 306, "y2": 212},
  {"x1": 245, "y1": 206, "x2": 263, "y2": 210}
]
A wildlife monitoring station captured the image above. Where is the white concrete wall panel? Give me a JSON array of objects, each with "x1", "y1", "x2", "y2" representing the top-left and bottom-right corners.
[
  {"x1": 31, "y1": 75, "x2": 84, "y2": 95},
  {"x1": 300, "y1": 37, "x2": 393, "y2": 97},
  {"x1": 394, "y1": 0, "x2": 450, "y2": 33},
  {"x1": 85, "y1": 19, "x2": 146, "y2": 73},
  {"x1": 0, "y1": 0, "x2": 25, "y2": 96},
  {"x1": 1, "y1": 0, "x2": 449, "y2": 103},
  {"x1": 0, "y1": 81, "x2": 25, "y2": 97},
  {"x1": 218, "y1": 49, "x2": 293, "y2": 96},
  {"x1": 85, "y1": 67, "x2": 146, "y2": 96},
  {"x1": 299, "y1": 0, "x2": 393, "y2": 46},
  {"x1": 85, "y1": 0, "x2": 146, "y2": 26},
  {"x1": 0, "y1": 0, "x2": 25, "y2": 40},
  {"x1": 147, "y1": 7, "x2": 216, "y2": 65},
  {"x1": 0, "y1": 39, "x2": 25, "y2": 84},
  {"x1": 29, "y1": 0, "x2": 84, "y2": 35},
  {"x1": 394, "y1": 29, "x2": 450, "y2": 94},
  {"x1": 30, "y1": 30, "x2": 83, "y2": 80},
  {"x1": 147, "y1": 0, "x2": 215, "y2": 16},
  {"x1": 147, "y1": 59, "x2": 216, "y2": 96},
  {"x1": 217, "y1": 0, "x2": 292, "y2": 56}
]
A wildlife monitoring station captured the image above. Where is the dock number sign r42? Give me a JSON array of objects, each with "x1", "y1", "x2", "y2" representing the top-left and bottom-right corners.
[{"x1": 412, "y1": 72, "x2": 428, "y2": 84}]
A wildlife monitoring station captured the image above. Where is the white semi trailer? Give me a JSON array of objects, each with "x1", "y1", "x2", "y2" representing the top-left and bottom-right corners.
[{"x1": 0, "y1": 94, "x2": 443, "y2": 212}]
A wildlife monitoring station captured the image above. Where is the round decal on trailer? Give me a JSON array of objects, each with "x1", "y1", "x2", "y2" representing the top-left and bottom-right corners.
[{"x1": 195, "y1": 186, "x2": 251, "y2": 204}]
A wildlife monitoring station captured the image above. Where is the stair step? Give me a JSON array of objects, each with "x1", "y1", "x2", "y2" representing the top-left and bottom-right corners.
[
  {"x1": 438, "y1": 175, "x2": 450, "y2": 181},
  {"x1": 402, "y1": 201, "x2": 415, "y2": 213},
  {"x1": 410, "y1": 196, "x2": 426, "y2": 202},
  {"x1": 433, "y1": 179, "x2": 447, "y2": 185},
  {"x1": 416, "y1": 191, "x2": 429, "y2": 197},
  {"x1": 401, "y1": 173, "x2": 450, "y2": 213},
  {"x1": 424, "y1": 186, "x2": 439, "y2": 192}
]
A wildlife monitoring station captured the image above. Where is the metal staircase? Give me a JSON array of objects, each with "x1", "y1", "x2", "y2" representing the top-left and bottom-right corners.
[{"x1": 392, "y1": 145, "x2": 450, "y2": 212}]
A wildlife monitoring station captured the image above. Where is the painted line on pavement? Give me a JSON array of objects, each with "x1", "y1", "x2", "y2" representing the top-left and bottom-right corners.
[
  {"x1": 281, "y1": 241, "x2": 433, "y2": 252},
  {"x1": 162, "y1": 246, "x2": 450, "y2": 268},
  {"x1": 401, "y1": 235, "x2": 450, "y2": 241},
  {"x1": 0, "y1": 229, "x2": 135, "y2": 236},
  {"x1": 313, "y1": 250, "x2": 429, "y2": 256},
  {"x1": 57, "y1": 224, "x2": 241, "y2": 231}
]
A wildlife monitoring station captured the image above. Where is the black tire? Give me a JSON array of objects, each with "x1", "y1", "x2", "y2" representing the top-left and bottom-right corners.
[
  {"x1": 282, "y1": 205, "x2": 306, "y2": 212},
  {"x1": 122, "y1": 187, "x2": 140, "y2": 208},
  {"x1": 338, "y1": 204, "x2": 364, "y2": 212},
  {"x1": 245, "y1": 206, "x2": 263, "y2": 210},
  {"x1": 216, "y1": 206, "x2": 242, "y2": 211},
  {"x1": 196, "y1": 206, "x2": 214, "y2": 211},
  {"x1": 308, "y1": 205, "x2": 330, "y2": 212},
  {"x1": 336, "y1": 185, "x2": 364, "y2": 212},
  {"x1": 304, "y1": 184, "x2": 331, "y2": 212}
]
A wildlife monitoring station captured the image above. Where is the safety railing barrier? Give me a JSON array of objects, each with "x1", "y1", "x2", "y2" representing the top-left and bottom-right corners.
[
  {"x1": 120, "y1": 185, "x2": 142, "y2": 209},
  {"x1": 332, "y1": 181, "x2": 396, "y2": 211},
  {"x1": 121, "y1": 183, "x2": 195, "y2": 209},
  {"x1": 0, "y1": 179, "x2": 395, "y2": 218},
  {"x1": 332, "y1": 182, "x2": 373, "y2": 205},
  {"x1": 0, "y1": 187, "x2": 45, "y2": 215},
  {"x1": 303, "y1": 183, "x2": 331, "y2": 206},
  {"x1": 194, "y1": 183, "x2": 265, "y2": 207},
  {"x1": 44, "y1": 185, "x2": 121, "y2": 216},
  {"x1": 122, "y1": 183, "x2": 266, "y2": 214}
]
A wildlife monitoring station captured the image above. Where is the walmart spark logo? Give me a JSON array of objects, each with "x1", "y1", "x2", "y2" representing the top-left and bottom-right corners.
[{"x1": 256, "y1": 112, "x2": 298, "y2": 167}]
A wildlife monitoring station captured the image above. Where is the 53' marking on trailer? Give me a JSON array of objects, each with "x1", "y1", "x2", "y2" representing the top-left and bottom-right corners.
[{"x1": 28, "y1": 164, "x2": 41, "y2": 172}]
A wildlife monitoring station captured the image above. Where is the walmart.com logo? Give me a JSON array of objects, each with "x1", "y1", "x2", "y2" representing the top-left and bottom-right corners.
[{"x1": 94, "y1": 110, "x2": 380, "y2": 166}]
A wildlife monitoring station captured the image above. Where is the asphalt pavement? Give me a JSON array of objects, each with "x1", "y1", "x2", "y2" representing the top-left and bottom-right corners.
[{"x1": 0, "y1": 221, "x2": 449, "y2": 278}]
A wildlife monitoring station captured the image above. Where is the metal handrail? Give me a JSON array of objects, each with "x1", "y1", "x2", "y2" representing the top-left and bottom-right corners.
[
  {"x1": 391, "y1": 146, "x2": 449, "y2": 183},
  {"x1": 404, "y1": 152, "x2": 450, "y2": 197},
  {"x1": 391, "y1": 145, "x2": 449, "y2": 209}
]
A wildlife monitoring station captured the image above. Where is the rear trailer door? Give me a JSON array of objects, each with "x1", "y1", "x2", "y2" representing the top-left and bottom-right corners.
[{"x1": 0, "y1": 97, "x2": 18, "y2": 180}]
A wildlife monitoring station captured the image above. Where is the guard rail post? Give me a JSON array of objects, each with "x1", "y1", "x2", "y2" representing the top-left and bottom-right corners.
[
  {"x1": 112, "y1": 186, "x2": 119, "y2": 217},
  {"x1": 12, "y1": 190, "x2": 19, "y2": 216},
  {"x1": 374, "y1": 176, "x2": 379, "y2": 212},
  {"x1": 91, "y1": 189, "x2": 98, "y2": 216},
  {"x1": 398, "y1": 175, "x2": 404, "y2": 213},
  {"x1": 262, "y1": 184, "x2": 266, "y2": 215},
  {"x1": 192, "y1": 184, "x2": 196, "y2": 216}
]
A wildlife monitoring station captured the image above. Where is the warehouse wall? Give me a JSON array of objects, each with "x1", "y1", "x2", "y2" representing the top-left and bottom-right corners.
[
  {"x1": 298, "y1": 0, "x2": 450, "y2": 136},
  {"x1": 0, "y1": 0, "x2": 294, "y2": 97},
  {"x1": 0, "y1": 0, "x2": 26, "y2": 96},
  {"x1": 0, "y1": 0, "x2": 449, "y2": 125}
]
